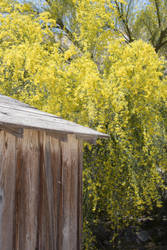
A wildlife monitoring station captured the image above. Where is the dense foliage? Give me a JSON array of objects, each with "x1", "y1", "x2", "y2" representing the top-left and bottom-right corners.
[{"x1": 0, "y1": 0, "x2": 167, "y2": 248}]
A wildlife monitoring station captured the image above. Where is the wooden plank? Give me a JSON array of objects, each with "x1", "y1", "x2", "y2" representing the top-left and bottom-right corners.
[
  {"x1": 0, "y1": 124, "x2": 23, "y2": 137},
  {"x1": 69, "y1": 135, "x2": 79, "y2": 250},
  {"x1": 61, "y1": 134, "x2": 79, "y2": 250},
  {"x1": 43, "y1": 134, "x2": 56, "y2": 250},
  {"x1": 0, "y1": 94, "x2": 29, "y2": 107},
  {"x1": 37, "y1": 131, "x2": 50, "y2": 250},
  {"x1": 46, "y1": 131, "x2": 67, "y2": 142},
  {"x1": 57, "y1": 138, "x2": 63, "y2": 250},
  {"x1": 61, "y1": 136, "x2": 71, "y2": 250},
  {"x1": 50, "y1": 136, "x2": 62, "y2": 250},
  {"x1": 0, "y1": 131, "x2": 16, "y2": 250},
  {"x1": 15, "y1": 129, "x2": 39, "y2": 250},
  {"x1": 76, "y1": 135, "x2": 97, "y2": 144},
  {"x1": 78, "y1": 139, "x2": 83, "y2": 250},
  {"x1": 0, "y1": 104, "x2": 109, "y2": 139},
  {"x1": 37, "y1": 132, "x2": 62, "y2": 250},
  {"x1": 0, "y1": 103, "x2": 60, "y2": 118}
]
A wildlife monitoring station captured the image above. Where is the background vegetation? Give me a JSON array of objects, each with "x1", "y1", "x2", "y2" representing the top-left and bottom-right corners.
[{"x1": 0, "y1": 0, "x2": 167, "y2": 248}]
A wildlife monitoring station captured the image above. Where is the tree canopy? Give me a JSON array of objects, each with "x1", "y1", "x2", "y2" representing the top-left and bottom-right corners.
[{"x1": 0, "y1": 0, "x2": 167, "y2": 248}]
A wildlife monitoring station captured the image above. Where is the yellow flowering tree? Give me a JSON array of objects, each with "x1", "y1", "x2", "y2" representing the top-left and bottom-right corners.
[{"x1": 0, "y1": 0, "x2": 167, "y2": 248}]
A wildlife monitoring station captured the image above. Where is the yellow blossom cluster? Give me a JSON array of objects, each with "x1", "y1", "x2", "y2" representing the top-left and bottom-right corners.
[{"x1": 0, "y1": 0, "x2": 167, "y2": 247}]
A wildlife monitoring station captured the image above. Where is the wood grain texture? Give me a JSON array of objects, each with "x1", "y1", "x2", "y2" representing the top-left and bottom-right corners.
[
  {"x1": 61, "y1": 136, "x2": 71, "y2": 250},
  {"x1": 0, "y1": 131, "x2": 16, "y2": 250},
  {"x1": 38, "y1": 132, "x2": 62, "y2": 250},
  {"x1": 43, "y1": 134, "x2": 56, "y2": 250},
  {"x1": 0, "y1": 126, "x2": 83, "y2": 250},
  {"x1": 37, "y1": 131, "x2": 51, "y2": 250},
  {"x1": 50, "y1": 136, "x2": 62, "y2": 250},
  {"x1": 78, "y1": 139, "x2": 83, "y2": 250},
  {"x1": 38, "y1": 133, "x2": 80, "y2": 250},
  {"x1": 70, "y1": 135, "x2": 79, "y2": 250},
  {"x1": 0, "y1": 125, "x2": 23, "y2": 138},
  {"x1": 61, "y1": 134, "x2": 79, "y2": 250},
  {"x1": 15, "y1": 129, "x2": 39, "y2": 250},
  {"x1": 0, "y1": 94, "x2": 108, "y2": 139}
]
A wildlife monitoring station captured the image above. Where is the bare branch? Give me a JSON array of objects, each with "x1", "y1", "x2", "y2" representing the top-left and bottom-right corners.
[
  {"x1": 114, "y1": 1, "x2": 134, "y2": 43},
  {"x1": 126, "y1": 0, "x2": 133, "y2": 22},
  {"x1": 154, "y1": 0, "x2": 161, "y2": 28},
  {"x1": 155, "y1": 26, "x2": 167, "y2": 52}
]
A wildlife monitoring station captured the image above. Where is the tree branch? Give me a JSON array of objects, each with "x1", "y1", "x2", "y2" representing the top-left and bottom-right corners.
[
  {"x1": 114, "y1": 1, "x2": 134, "y2": 43},
  {"x1": 155, "y1": 39, "x2": 167, "y2": 52},
  {"x1": 154, "y1": 0, "x2": 161, "y2": 28},
  {"x1": 155, "y1": 27, "x2": 167, "y2": 52},
  {"x1": 56, "y1": 18, "x2": 84, "y2": 52},
  {"x1": 126, "y1": 0, "x2": 133, "y2": 22}
]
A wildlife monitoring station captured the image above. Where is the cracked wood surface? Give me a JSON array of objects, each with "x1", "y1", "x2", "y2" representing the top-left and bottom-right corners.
[{"x1": 0, "y1": 129, "x2": 83, "y2": 250}]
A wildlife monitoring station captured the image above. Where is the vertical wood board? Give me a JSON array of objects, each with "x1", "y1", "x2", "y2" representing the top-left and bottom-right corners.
[
  {"x1": 0, "y1": 131, "x2": 16, "y2": 250},
  {"x1": 78, "y1": 139, "x2": 83, "y2": 250},
  {"x1": 50, "y1": 136, "x2": 62, "y2": 250},
  {"x1": 0, "y1": 128, "x2": 83, "y2": 250},
  {"x1": 61, "y1": 134, "x2": 79, "y2": 250},
  {"x1": 38, "y1": 132, "x2": 62, "y2": 250},
  {"x1": 15, "y1": 129, "x2": 39, "y2": 250},
  {"x1": 37, "y1": 131, "x2": 50, "y2": 250}
]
